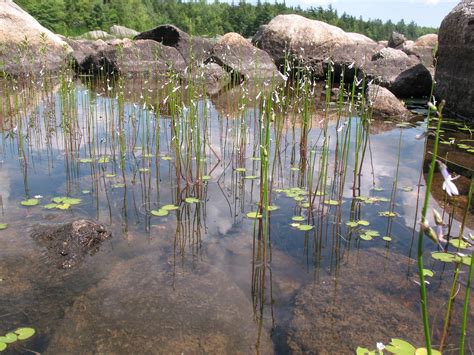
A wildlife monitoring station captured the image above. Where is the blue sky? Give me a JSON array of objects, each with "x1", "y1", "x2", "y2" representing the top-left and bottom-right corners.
[
  {"x1": 220, "y1": 0, "x2": 456, "y2": 28},
  {"x1": 283, "y1": 0, "x2": 458, "y2": 27}
]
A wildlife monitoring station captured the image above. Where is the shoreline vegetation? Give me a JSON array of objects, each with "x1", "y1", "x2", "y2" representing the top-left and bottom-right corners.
[{"x1": 15, "y1": 0, "x2": 437, "y2": 41}]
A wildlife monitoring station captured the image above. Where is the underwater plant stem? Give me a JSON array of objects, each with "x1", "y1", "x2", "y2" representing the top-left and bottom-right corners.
[
  {"x1": 439, "y1": 263, "x2": 460, "y2": 351},
  {"x1": 417, "y1": 101, "x2": 445, "y2": 354}
]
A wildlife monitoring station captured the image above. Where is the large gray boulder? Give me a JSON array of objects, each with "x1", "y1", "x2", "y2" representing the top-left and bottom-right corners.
[
  {"x1": 253, "y1": 14, "x2": 353, "y2": 77},
  {"x1": 109, "y1": 25, "x2": 139, "y2": 39},
  {"x1": 403, "y1": 34, "x2": 438, "y2": 76},
  {"x1": 414, "y1": 33, "x2": 438, "y2": 47},
  {"x1": 435, "y1": 0, "x2": 474, "y2": 120},
  {"x1": 0, "y1": 0, "x2": 72, "y2": 76},
  {"x1": 388, "y1": 31, "x2": 406, "y2": 49},
  {"x1": 66, "y1": 38, "x2": 186, "y2": 77},
  {"x1": 367, "y1": 84, "x2": 413, "y2": 118},
  {"x1": 363, "y1": 47, "x2": 433, "y2": 97},
  {"x1": 135, "y1": 24, "x2": 214, "y2": 64},
  {"x1": 207, "y1": 32, "x2": 280, "y2": 83}
]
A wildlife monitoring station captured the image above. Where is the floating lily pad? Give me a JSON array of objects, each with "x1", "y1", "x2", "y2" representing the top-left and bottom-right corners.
[
  {"x1": 415, "y1": 348, "x2": 441, "y2": 355},
  {"x1": 290, "y1": 223, "x2": 300, "y2": 228},
  {"x1": 300, "y1": 202, "x2": 311, "y2": 208},
  {"x1": 297, "y1": 224, "x2": 313, "y2": 231},
  {"x1": 400, "y1": 186, "x2": 413, "y2": 192},
  {"x1": 138, "y1": 168, "x2": 149, "y2": 173},
  {"x1": 384, "y1": 338, "x2": 416, "y2": 354},
  {"x1": 0, "y1": 224, "x2": 7, "y2": 230},
  {"x1": 379, "y1": 211, "x2": 397, "y2": 217},
  {"x1": 0, "y1": 333, "x2": 17, "y2": 343},
  {"x1": 244, "y1": 175, "x2": 258, "y2": 180},
  {"x1": 246, "y1": 211, "x2": 262, "y2": 219},
  {"x1": 184, "y1": 197, "x2": 200, "y2": 204},
  {"x1": 161, "y1": 156, "x2": 172, "y2": 161},
  {"x1": 357, "y1": 220, "x2": 370, "y2": 226},
  {"x1": 345, "y1": 221, "x2": 358, "y2": 228},
  {"x1": 449, "y1": 238, "x2": 471, "y2": 249},
  {"x1": 82, "y1": 190, "x2": 91, "y2": 194},
  {"x1": 422, "y1": 269, "x2": 434, "y2": 277},
  {"x1": 235, "y1": 168, "x2": 246, "y2": 172},
  {"x1": 372, "y1": 187, "x2": 384, "y2": 192},
  {"x1": 290, "y1": 167, "x2": 300, "y2": 171},
  {"x1": 79, "y1": 158, "x2": 94, "y2": 163},
  {"x1": 292, "y1": 216, "x2": 305, "y2": 222},
  {"x1": 97, "y1": 157, "x2": 110, "y2": 164},
  {"x1": 53, "y1": 197, "x2": 81, "y2": 205},
  {"x1": 266, "y1": 205, "x2": 279, "y2": 211},
  {"x1": 0, "y1": 342, "x2": 6, "y2": 351},
  {"x1": 432, "y1": 252, "x2": 457, "y2": 263},
  {"x1": 14, "y1": 327, "x2": 35, "y2": 340},
  {"x1": 356, "y1": 347, "x2": 375, "y2": 355},
  {"x1": 151, "y1": 209, "x2": 168, "y2": 217},
  {"x1": 294, "y1": 196, "x2": 304, "y2": 202},
  {"x1": 202, "y1": 175, "x2": 212, "y2": 181},
  {"x1": 20, "y1": 198, "x2": 39, "y2": 206},
  {"x1": 44, "y1": 203, "x2": 59, "y2": 209},
  {"x1": 113, "y1": 183, "x2": 125, "y2": 188},
  {"x1": 383, "y1": 236, "x2": 392, "y2": 242},
  {"x1": 161, "y1": 204, "x2": 179, "y2": 211},
  {"x1": 105, "y1": 173, "x2": 116, "y2": 178},
  {"x1": 249, "y1": 157, "x2": 261, "y2": 161},
  {"x1": 56, "y1": 203, "x2": 71, "y2": 210},
  {"x1": 323, "y1": 199, "x2": 340, "y2": 206},
  {"x1": 359, "y1": 234, "x2": 373, "y2": 241}
]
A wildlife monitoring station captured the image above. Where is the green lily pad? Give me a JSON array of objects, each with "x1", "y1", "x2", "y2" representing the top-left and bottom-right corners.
[
  {"x1": 0, "y1": 333, "x2": 17, "y2": 343},
  {"x1": 356, "y1": 347, "x2": 375, "y2": 355},
  {"x1": 235, "y1": 168, "x2": 246, "y2": 172},
  {"x1": 79, "y1": 158, "x2": 94, "y2": 163},
  {"x1": 266, "y1": 205, "x2": 279, "y2": 211},
  {"x1": 383, "y1": 236, "x2": 392, "y2": 242},
  {"x1": 300, "y1": 202, "x2": 311, "y2": 208},
  {"x1": 292, "y1": 216, "x2": 305, "y2": 222},
  {"x1": 0, "y1": 224, "x2": 7, "y2": 230},
  {"x1": 0, "y1": 342, "x2": 6, "y2": 351},
  {"x1": 415, "y1": 348, "x2": 441, "y2": 355},
  {"x1": 432, "y1": 252, "x2": 456, "y2": 263},
  {"x1": 44, "y1": 203, "x2": 59, "y2": 209},
  {"x1": 20, "y1": 198, "x2": 39, "y2": 206},
  {"x1": 202, "y1": 175, "x2": 212, "y2": 181},
  {"x1": 105, "y1": 173, "x2": 116, "y2": 178},
  {"x1": 244, "y1": 175, "x2": 258, "y2": 180},
  {"x1": 151, "y1": 209, "x2": 168, "y2": 217},
  {"x1": 56, "y1": 203, "x2": 71, "y2": 210},
  {"x1": 246, "y1": 211, "x2": 262, "y2": 219},
  {"x1": 323, "y1": 199, "x2": 340, "y2": 206},
  {"x1": 138, "y1": 168, "x2": 149, "y2": 173},
  {"x1": 449, "y1": 238, "x2": 471, "y2": 249},
  {"x1": 97, "y1": 157, "x2": 110, "y2": 164},
  {"x1": 384, "y1": 338, "x2": 416, "y2": 354},
  {"x1": 14, "y1": 327, "x2": 35, "y2": 340},
  {"x1": 400, "y1": 186, "x2": 413, "y2": 192},
  {"x1": 82, "y1": 190, "x2": 91, "y2": 194},
  {"x1": 346, "y1": 221, "x2": 358, "y2": 228},
  {"x1": 113, "y1": 183, "x2": 125, "y2": 188},
  {"x1": 53, "y1": 197, "x2": 81, "y2": 205},
  {"x1": 297, "y1": 224, "x2": 313, "y2": 231},
  {"x1": 422, "y1": 269, "x2": 434, "y2": 277},
  {"x1": 357, "y1": 220, "x2": 370, "y2": 226},
  {"x1": 184, "y1": 197, "x2": 200, "y2": 204},
  {"x1": 161, "y1": 204, "x2": 179, "y2": 211},
  {"x1": 161, "y1": 156, "x2": 172, "y2": 161},
  {"x1": 379, "y1": 211, "x2": 397, "y2": 217}
]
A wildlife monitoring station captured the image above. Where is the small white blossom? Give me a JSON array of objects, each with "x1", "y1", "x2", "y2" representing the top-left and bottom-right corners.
[{"x1": 437, "y1": 161, "x2": 459, "y2": 196}]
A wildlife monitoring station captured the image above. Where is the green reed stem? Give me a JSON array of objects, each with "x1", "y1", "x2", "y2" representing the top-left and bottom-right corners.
[{"x1": 417, "y1": 101, "x2": 445, "y2": 354}]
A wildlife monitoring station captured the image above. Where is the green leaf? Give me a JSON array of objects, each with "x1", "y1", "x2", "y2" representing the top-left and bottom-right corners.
[
  {"x1": 266, "y1": 205, "x2": 279, "y2": 211},
  {"x1": 113, "y1": 183, "x2": 125, "y2": 188},
  {"x1": 415, "y1": 348, "x2": 441, "y2": 355},
  {"x1": 56, "y1": 203, "x2": 71, "y2": 210},
  {"x1": 161, "y1": 156, "x2": 172, "y2": 161},
  {"x1": 357, "y1": 220, "x2": 370, "y2": 226},
  {"x1": 292, "y1": 216, "x2": 305, "y2": 222},
  {"x1": 79, "y1": 158, "x2": 94, "y2": 163},
  {"x1": 184, "y1": 197, "x2": 200, "y2": 204},
  {"x1": 356, "y1": 347, "x2": 376, "y2": 355},
  {"x1": 297, "y1": 224, "x2": 313, "y2": 231},
  {"x1": 345, "y1": 221, "x2": 358, "y2": 228},
  {"x1": 151, "y1": 209, "x2": 168, "y2": 217},
  {"x1": 161, "y1": 204, "x2": 179, "y2": 211},
  {"x1": 244, "y1": 175, "x2": 258, "y2": 180},
  {"x1": 14, "y1": 327, "x2": 35, "y2": 340},
  {"x1": 432, "y1": 252, "x2": 456, "y2": 263},
  {"x1": 323, "y1": 199, "x2": 340, "y2": 206},
  {"x1": 0, "y1": 224, "x2": 7, "y2": 230},
  {"x1": 246, "y1": 211, "x2": 262, "y2": 219},
  {"x1": 138, "y1": 168, "x2": 149, "y2": 173},
  {"x1": 202, "y1": 175, "x2": 212, "y2": 181},
  {"x1": 97, "y1": 156, "x2": 110, "y2": 164},
  {"x1": 105, "y1": 173, "x2": 116, "y2": 178},
  {"x1": 422, "y1": 269, "x2": 434, "y2": 277},
  {"x1": 44, "y1": 203, "x2": 59, "y2": 209},
  {"x1": 20, "y1": 198, "x2": 39, "y2": 206},
  {"x1": 359, "y1": 234, "x2": 373, "y2": 241},
  {"x1": 384, "y1": 338, "x2": 416, "y2": 354},
  {"x1": 383, "y1": 236, "x2": 392, "y2": 242},
  {"x1": 235, "y1": 168, "x2": 246, "y2": 172},
  {"x1": 0, "y1": 333, "x2": 17, "y2": 343},
  {"x1": 0, "y1": 342, "x2": 6, "y2": 351},
  {"x1": 379, "y1": 211, "x2": 397, "y2": 217},
  {"x1": 449, "y1": 238, "x2": 471, "y2": 249}
]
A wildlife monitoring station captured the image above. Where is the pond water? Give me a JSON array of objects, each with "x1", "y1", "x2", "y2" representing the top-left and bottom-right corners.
[{"x1": 0, "y1": 76, "x2": 472, "y2": 354}]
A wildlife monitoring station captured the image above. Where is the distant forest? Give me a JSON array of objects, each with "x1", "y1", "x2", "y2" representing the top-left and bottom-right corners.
[{"x1": 15, "y1": 0, "x2": 437, "y2": 41}]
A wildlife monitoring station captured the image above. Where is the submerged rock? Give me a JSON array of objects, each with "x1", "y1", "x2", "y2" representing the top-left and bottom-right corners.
[
  {"x1": 46, "y1": 255, "x2": 273, "y2": 354},
  {"x1": 30, "y1": 219, "x2": 111, "y2": 269},
  {"x1": 0, "y1": 0, "x2": 72, "y2": 76},
  {"x1": 435, "y1": 0, "x2": 474, "y2": 120},
  {"x1": 135, "y1": 24, "x2": 214, "y2": 64},
  {"x1": 207, "y1": 32, "x2": 280, "y2": 83},
  {"x1": 367, "y1": 84, "x2": 412, "y2": 118}
]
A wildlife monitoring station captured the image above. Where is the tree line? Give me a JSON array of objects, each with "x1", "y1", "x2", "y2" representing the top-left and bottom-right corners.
[{"x1": 15, "y1": 0, "x2": 437, "y2": 41}]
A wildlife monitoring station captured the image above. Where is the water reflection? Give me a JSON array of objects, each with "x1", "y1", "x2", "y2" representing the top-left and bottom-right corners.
[{"x1": 0, "y1": 77, "x2": 472, "y2": 353}]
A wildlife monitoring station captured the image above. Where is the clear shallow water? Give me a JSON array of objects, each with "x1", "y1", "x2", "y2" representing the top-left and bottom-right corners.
[{"x1": 0, "y1": 78, "x2": 472, "y2": 354}]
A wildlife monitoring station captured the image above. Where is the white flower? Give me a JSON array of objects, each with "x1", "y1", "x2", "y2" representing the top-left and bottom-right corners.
[
  {"x1": 34, "y1": 195, "x2": 43, "y2": 199},
  {"x1": 376, "y1": 342, "x2": 385, "y2": 351},
  {"x1": 437, "y1": 161, "x2": 459, "y2": 196}
]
